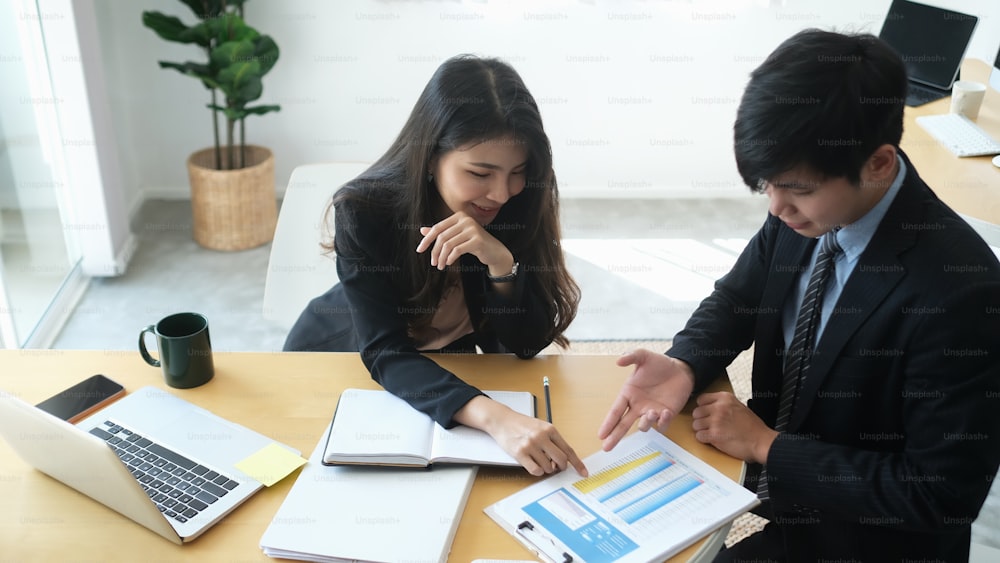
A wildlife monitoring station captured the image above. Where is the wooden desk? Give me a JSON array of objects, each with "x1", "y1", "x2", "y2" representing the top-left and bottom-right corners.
[
  {"x1": 0, "y1": 350, "x2": 742, "y2": 562},
  {"x1": 901, "y1": 58, "x2": 1000, "y2": 226}
]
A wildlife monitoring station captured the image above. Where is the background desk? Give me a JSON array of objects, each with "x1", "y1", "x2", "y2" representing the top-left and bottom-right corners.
[
  {"x1": 901, "y1": 58, "x2": 1000, "y2": 227},
  {"x1": 0, "y1": 350, "x2": 742, "y2": 562}
]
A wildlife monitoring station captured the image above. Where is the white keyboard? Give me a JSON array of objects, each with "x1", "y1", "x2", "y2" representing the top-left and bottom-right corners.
[{"x1": 916, "y1": 113, "x2": 1000, "y2": 157}]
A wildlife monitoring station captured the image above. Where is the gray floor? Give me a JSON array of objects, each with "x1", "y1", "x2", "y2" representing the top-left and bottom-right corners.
[
  {"x1": 51, "y1": 197, "x2": 1000, "y2": 553},
  {"x1": 55, "y1": 200, "x2": 288, "y2": 353}
]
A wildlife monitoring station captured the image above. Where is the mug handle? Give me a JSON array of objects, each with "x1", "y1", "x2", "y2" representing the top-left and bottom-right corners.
[{"x1": 138, "y1": 325, "x2": 160, "y2": 367}]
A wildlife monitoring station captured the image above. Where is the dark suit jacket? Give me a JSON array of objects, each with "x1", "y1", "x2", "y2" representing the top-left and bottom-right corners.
[
  {"x1": 284, "y1": 195, "x2": 555, "y2": 427},
  {"x1": 669, "y1": 155, "x2": 1000, "y2": 561}
]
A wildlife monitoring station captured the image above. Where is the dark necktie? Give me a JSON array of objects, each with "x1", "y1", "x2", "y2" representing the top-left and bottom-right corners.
[{"x1": 758, "y1": 229, "x2": 843, "y2": 501}]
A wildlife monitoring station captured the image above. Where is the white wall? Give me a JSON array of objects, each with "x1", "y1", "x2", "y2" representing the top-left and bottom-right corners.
[{"x1": 94, "y1": 0, "x2": 1000, "y2": 208}]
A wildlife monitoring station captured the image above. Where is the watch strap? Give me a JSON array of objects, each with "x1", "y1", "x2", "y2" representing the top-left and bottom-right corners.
[{"x1": 488, "y1": 261, "x2": 519, "y2": 283}]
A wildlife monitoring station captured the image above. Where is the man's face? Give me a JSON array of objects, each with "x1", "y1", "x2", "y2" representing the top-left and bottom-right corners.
[{"x1": 762, "y1": 165, "x2": 889, "y2": 238}]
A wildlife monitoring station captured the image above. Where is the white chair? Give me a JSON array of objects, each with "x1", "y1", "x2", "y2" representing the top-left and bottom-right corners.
[
  {"x1": 263, "y1": 162, "x2": 370, "y2": 330},
  {"x1": 971, "y1": 541, "x2": 1000, "y2": 563}
]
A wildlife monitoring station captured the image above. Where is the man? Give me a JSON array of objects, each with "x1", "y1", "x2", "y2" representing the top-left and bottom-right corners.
[{"x1": 599, "y1": 29, "x2": 1000, "y2": 561}]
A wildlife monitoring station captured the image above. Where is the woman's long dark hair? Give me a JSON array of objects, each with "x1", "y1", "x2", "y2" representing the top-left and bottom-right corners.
[{"x1": 326, "y1": 54, "x2": 579, "y2": 347}]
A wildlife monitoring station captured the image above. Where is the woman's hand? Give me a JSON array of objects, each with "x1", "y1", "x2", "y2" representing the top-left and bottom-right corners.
[
  {"x1": 455, "y1": 395, "x2": 588, "y2": 477},
  {"x1": 416, "y1": 212, "x2": 514, "y2": 278}
]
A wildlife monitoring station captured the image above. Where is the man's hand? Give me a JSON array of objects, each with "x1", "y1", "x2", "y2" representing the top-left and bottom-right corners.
[
  {"x1": 691, "y1": 392, "x2": 777, "y2": 464},
  {"x1": 597, "y1": 349, "x2": 695, "y2": 451}
]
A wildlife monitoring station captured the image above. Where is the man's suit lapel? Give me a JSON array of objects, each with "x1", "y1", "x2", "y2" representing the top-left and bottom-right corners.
[
  {"x1": 753, "y1": 224, "x2": 815, "y2": 423},
  {"x1": 789, "y1": 171, "x2": 924, "y2": 430}
]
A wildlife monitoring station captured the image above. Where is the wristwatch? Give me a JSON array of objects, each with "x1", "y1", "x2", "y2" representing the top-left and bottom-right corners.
[{"x1": 488, "y1": 261, "x2": 519, "y2": 283}]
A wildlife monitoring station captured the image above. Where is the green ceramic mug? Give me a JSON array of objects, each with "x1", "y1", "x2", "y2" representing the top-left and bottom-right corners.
[{"x1": 139, "y1": 312, "x2": 215, "y2": 389}]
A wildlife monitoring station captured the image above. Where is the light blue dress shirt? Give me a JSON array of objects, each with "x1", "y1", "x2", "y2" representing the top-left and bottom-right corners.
[{"x1": 782, "y1": 155, "x2": 907, "y2": 354}]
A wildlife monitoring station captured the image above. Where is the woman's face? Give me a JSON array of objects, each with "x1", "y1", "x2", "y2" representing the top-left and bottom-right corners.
[{"x1": 432, "y1": 135, "x2": 528, "y2": 225}]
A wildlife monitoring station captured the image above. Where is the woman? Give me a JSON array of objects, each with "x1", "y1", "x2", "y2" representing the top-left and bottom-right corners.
[{"x1": 285, "y1": 55, "x2": 586, "y2": 477}]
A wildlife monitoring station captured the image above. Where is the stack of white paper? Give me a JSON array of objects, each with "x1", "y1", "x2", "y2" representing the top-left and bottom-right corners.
[{"x1": 261, "y1": 424, "x2": 477, "y2": 563}]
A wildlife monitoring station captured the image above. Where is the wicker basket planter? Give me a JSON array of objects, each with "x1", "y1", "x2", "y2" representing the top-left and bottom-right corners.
[{"x1": 187, "y1": 145, "x2": 278, "y2": 251}]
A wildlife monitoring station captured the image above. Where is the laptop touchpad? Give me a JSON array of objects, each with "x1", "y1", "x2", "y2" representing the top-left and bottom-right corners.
[{"x1": 151, "y1": 411, "x2": 271, "y2": 470}]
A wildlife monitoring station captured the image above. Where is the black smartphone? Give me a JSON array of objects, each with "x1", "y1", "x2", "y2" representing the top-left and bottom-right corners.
[{"x1": 35, "y1": 374, "x2": 126, "y2": 424}]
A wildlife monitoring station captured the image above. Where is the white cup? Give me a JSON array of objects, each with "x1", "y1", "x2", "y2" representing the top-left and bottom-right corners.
[{"x1": 950, "y1": 80, "x2": 987, "y2": 120}]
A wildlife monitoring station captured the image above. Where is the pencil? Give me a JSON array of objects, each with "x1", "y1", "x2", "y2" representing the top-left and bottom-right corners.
[{"x1": 543, "y1": 376, "x2": 552, "y2": 423}]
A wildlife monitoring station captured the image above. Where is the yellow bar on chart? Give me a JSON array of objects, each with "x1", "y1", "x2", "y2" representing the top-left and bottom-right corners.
[{"x1": 573, "y1": 451, "x2": 662, "y2": 494}]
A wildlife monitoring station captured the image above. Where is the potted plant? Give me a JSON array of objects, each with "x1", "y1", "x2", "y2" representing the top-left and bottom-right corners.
[{"x1": 142, "y1": 0, "x2": 281, "y2": 251}]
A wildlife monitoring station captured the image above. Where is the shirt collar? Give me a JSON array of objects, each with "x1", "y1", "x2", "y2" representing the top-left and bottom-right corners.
[{"x1": 834, "y1": 154, "x2": 906, "y2": 262}]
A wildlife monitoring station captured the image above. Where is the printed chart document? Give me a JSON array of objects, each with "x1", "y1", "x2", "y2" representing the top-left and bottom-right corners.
[
  {"x1": 323, "y1": 388, "x2": 534, "y2": 467},
  {"x1": 260, "y1": 424, "x2": 477, "y2": 563},
  {"x1": 485, "y1": 431, "x2": 759, "y2": 563}
]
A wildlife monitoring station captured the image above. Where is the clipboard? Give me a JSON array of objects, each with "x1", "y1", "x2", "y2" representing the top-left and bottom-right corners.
[
  {"x1": 516, "y1": 520, "x2": 574, "y2": 563},
  {"x1": 484, "y1": 431, "x2": 759, "y2": 563}
]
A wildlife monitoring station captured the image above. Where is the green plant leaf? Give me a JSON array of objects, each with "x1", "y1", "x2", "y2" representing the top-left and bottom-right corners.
[
  {"x1": 251, "y1": 35, "x2": 280, "y2": 75},
  {"x1": 207, "y1": 13, "x2": 258, "y2": 44},
  {"x1": 177, "y1": 20, "x2": 215, "y2": 47},
  {"x1": 141, "y1": 12, "x2": 194, "y2": 44},
  {"x1": 244, "y1": 104, "x2": 281, "y2": 115},
  {"x1": 207, "y1": 105, "x2": 247, "y2": 121},
  {"x1": 210, "y1": 39, "x2": 255, "y2": 71},
  {"x1": 177, "y1": 0, "x2": 247, "y2": 19},
  {"x1": 179, "y1": 0, "x2": 221, "y2": 19},
  {"x1": 158, "y1": 61, "x2": 215, "y2": 89},
  {"x1": 178, "y1": 0, "x2": 208, "y2": 19},
  {"x1": 232, "y1": 72, "x2": 264, "y2": 104},
  {"x1": 212, "y1": 40, "x2": 265, "y2": 103}
]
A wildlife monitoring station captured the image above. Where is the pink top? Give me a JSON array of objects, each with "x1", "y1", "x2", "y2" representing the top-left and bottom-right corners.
[{"x1": 409, "y1": 273, "x2": 474, "y2": 351}]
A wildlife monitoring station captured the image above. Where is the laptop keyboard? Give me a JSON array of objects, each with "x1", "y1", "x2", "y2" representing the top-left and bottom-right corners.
[
  {"x1": 89, "y1": 420, "x2": 240, "y2": 524},
  {"x1": 906, "y1": 82, "x2": 948, "y2": 107}
]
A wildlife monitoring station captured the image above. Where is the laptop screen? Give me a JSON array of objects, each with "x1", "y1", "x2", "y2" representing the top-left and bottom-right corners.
[
  {"x1": 992, "y1": 43, "x2": 1000, "y2": 92},
  {"x1": 878, "y1": 0, "x2": 978, "y2": 89}
]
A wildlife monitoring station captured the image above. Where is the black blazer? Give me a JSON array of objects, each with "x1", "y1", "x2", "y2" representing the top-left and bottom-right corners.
[
  {"x1": 669, "y1": 155, "x2": 1000, "y2": 561},
  {"x1": 284, "y1": 195, "x2": 555, "y2": 427}
]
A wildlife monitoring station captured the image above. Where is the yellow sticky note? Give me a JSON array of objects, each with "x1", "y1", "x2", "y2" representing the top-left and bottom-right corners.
[{"x1": 235, "y1": 442, "x2": 307, "y2": 487}]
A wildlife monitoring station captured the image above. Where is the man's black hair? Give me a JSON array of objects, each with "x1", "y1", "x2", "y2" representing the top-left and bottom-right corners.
[{"x1": 734, "y1": 29, "x2": 908, "y2": 191}]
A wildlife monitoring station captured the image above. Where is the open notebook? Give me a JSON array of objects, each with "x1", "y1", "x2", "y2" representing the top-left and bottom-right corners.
[{"x1": 322, "y1": 388, "x2": 535, "y2": 467}]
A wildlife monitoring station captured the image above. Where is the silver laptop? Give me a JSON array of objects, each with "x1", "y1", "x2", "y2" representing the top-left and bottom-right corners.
[{"x1": 0, "y1": 385, "x2": 293, "y2": 544}]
